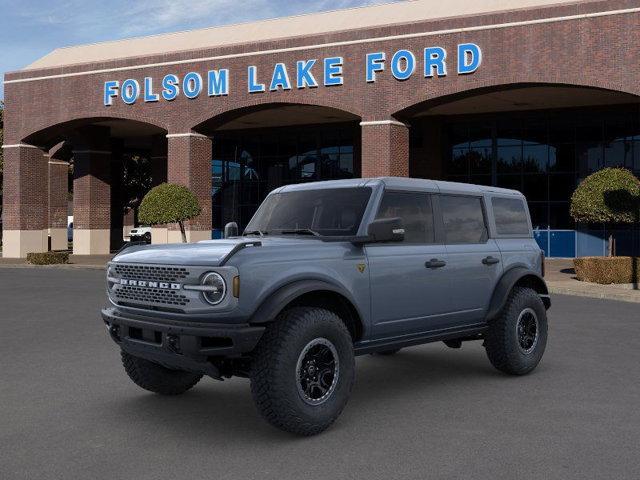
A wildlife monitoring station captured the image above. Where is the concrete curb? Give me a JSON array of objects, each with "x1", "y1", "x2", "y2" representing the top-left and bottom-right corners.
[
  {"x1": 548, "y1": 282, "x2": 640, "y2": 304},
  {"x1": 0, "y1": 263, "x2": 106, "y2": 270}
]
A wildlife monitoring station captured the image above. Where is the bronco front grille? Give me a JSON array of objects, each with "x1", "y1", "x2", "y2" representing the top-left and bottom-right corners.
[
  {"x1": 114, "y1": 264, "x2": 189, "y2": 282},
  {"x1": 113, "y1": 285, "x2": 190, "y2": 307}
]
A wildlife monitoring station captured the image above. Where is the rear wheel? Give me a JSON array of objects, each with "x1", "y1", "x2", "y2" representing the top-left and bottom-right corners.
[
  {"x1": 484, "y1": 287, "x2": 548, "y2": 375},
  {"x1": 250, "y1": 307, "x2": 355, "y2": 436},
  {"x1": 121, "y1": 351, "x2": 202, "y2": 395}
]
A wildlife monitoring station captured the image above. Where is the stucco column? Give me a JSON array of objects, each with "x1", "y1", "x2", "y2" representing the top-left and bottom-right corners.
[
  {"x1": 48, "y1": 159, "x2": 69, "y2": 251},
  {"x1": 360, "y1": 120, "x2": 410, "y2": 178},
  {"x1": 72, "y1": 126, "x2": 112, "y2": 255},
  {"x1": 1, "y1": 144, "x2": 49, "y2": 258},
  {"x1": 165, "y1": 132, "x2": 212, "y2": 243},
  {"x1": 150, "y1": 134, "x2": 169, "y2": 244}
]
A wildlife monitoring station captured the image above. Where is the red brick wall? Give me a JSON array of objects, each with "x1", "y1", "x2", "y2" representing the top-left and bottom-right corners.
[
  {"x1": 361, "y1": 123, "x2": 410, "y2": 177},
  {"x1": 48, "y1": 161, "x2": 68, "y2": 229},
  {"x1": 4, "y1": 0, "x2": 640, "y2": 147},
  {"x1": 167, "y1": 135, "x2": 212, "y2": 231},
  {"x1": 2, "y1": 146, "x2": 48, "y2": 230}
]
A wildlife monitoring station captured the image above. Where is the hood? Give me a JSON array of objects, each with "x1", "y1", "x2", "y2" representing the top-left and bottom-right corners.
[{"x1": 112, "y1": 236, "x2": 322, "y2": 266}]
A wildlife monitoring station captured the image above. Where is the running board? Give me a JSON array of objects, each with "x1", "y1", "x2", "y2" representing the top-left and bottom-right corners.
[{"x1": 354, "y1": 324, "x2": 487, "y2": 356}]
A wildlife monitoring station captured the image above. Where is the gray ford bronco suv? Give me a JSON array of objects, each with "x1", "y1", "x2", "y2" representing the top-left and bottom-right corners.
[{"x1": 102, "y1": 177, "x2": 550, "y2": 435}]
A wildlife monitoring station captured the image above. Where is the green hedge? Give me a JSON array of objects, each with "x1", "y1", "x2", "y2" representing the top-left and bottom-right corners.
[
  {"x1": 574, "y1": 256, "x2": 640, "y2": 284},
  {"x1": 27, "y1": 251, "x2": 70, "y2": 265},
  {"x1": 138, "y1": 183, "x2": 201, "y2": 225},
  {"x1": 570, "y1": 168, "x2": 640, "y2": 224}
]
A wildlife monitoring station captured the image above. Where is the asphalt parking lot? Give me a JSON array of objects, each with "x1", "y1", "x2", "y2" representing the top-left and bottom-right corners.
[{"x1": 1, "y1": 268, "x2": 639, "y2": 480}]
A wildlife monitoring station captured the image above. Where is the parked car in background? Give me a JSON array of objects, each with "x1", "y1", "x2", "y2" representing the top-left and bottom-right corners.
[
  {"x1": 129, "y1": 226, "x2": 152, "y2": 243},
  {"x1": 67, "y1": 216, "x2": 73, "y2": 242}
]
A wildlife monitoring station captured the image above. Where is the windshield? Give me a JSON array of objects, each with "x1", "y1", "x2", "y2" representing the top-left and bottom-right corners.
[{"x1": 245, "y1": 187, "x2": 372, "y2": 237}]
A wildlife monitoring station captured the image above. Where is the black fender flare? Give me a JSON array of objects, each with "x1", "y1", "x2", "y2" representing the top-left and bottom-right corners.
[
  {"x1": 485, "y1": 267, "x2": 550, "y2": 322},
  {"x1": 249, "y1": 279, "x2": 361, "y2": 326}
]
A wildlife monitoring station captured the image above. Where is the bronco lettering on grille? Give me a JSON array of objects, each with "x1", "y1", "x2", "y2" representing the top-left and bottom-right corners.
[{"x1": 119, "y1": 279, "x2": 181, "y2": 290}]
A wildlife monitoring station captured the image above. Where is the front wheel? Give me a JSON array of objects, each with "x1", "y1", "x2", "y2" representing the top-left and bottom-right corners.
[
  {"x1": 484, "y1": 287, "x2": 548, "y2": 375},
  {"x1": 250, "y1": 307, "x2": 355, "y2": 436}
]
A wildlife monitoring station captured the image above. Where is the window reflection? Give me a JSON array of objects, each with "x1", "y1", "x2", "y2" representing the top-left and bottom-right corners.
[
  {"x1": 444, "y1": 106, "x2": 640, "y2": 230},
  {"x1": 211, "y1": 123, "x2": 358, "y2": 233}
]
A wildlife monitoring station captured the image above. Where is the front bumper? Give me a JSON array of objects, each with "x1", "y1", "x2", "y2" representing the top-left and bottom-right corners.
[{"x1": 101, "y1": 307, "x2": 265, "y2": 377}]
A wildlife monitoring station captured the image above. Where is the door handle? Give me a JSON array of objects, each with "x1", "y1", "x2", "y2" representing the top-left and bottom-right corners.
[
  {"x1": 425, "y1": 258, "x2": 447, "y2": 269},
  {"x1": 482, "y1": 256, "x2": 500, "y2": 265}
]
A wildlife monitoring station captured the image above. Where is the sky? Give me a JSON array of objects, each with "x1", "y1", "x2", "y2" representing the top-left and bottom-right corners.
[{"x1": 0, "y1": 0, "x2": 400, "y2": 100}]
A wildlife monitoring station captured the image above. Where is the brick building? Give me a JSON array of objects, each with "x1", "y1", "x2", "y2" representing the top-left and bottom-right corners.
[{"x1": 3, "y1": 0, "x2": 640, "y2": 257}]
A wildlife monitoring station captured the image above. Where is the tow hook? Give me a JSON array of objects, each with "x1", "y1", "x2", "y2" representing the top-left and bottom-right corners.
[{"x1": 106, "y1": 323, "x2": 121, "y2": 342}]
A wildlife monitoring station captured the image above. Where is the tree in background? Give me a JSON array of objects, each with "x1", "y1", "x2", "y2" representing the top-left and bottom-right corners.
[
  {"x1": 138, "y1": 183, "x2": 201, "y2": 243},
  {"x1": 570, "y1": 167, "x2": 640, "y2": 256},
  {"x1": 121, "y1": 153, "x2": 152, "y2": 224}
]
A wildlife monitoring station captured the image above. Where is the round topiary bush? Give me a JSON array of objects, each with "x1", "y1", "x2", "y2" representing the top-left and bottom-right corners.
[
  {"x1": 138, "y1": 183, "x2": 202, "y2": 243},
  {"x1": 570, "y1": 168, "x2": 640, "y2": 224}
]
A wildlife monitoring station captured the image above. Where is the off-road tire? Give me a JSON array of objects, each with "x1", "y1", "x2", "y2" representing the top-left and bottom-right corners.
[
  {"x1": 121, "y1": 351, "x2": 202, "y2": 395},
  {"x1": 484, "y1": 287, "x2": 548, "y2": 375},
  {"x1": 376, "y1": 348, "x2": 401, "y2": 356},
  {"x1": 250, "y1": 307, "x2": 355, "y2": 436}
]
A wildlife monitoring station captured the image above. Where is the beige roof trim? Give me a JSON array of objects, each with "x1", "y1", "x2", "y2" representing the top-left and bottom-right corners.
[{"x1": 24, "y1": 0, "x2": 592, "y2": 71}]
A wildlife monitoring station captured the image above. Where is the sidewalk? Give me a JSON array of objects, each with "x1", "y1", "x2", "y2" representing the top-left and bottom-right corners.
[
  {"x1": 0, "y1": 254, "x2": 111, "y2": 270},
  {"x1": 546, "y1": 259, "x2": 640, "y2": 303}
]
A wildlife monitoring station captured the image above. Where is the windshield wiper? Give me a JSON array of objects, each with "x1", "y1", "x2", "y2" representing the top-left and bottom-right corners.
[
  {"x1": 278, "y1": 228, "x2": 321, "y2": 237},
  {"x1": 244, "y1": 230, "x2": 267, "y2": 237}
]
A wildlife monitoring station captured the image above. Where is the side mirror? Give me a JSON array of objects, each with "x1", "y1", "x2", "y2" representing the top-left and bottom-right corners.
[
  {"x1": 366, "y1": 217, "x2": 405, "y2": 243},
  {"x1": 224, "y1": 222, "x2": 239, "y2": 238}
]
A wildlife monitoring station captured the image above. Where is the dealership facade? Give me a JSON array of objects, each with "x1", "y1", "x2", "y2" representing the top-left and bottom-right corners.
[{"x1": 3, "y1": 0, "x2": 640, "y2": 257}]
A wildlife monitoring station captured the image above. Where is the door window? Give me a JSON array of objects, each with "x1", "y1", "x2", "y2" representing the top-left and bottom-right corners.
[
  {"x1": 440, "y1": 195, "x2": 487, "y2": 244},
  {"x1": 375, "y1": 192, "x2": 435, "y2": 243}
]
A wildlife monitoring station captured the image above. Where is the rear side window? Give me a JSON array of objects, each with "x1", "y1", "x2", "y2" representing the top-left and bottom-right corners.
[
  {"x1": 492, "y1": 197, "x2": 530, "y2": 236},
  {"x1": 376, "y1": 191, "x2": 435, "y2": 243},
  {"x1": 440, "y1": 195, "x2": 487, "y2": 244}
]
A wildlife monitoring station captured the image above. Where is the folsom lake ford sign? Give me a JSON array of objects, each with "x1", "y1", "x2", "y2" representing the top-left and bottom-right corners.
[{"x1": 103, "y1": 43, "x2": 482, "y2": 106}]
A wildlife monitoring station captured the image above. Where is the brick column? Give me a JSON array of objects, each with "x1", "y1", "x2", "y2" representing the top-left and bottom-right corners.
[
  {"x1": 166, "y1": 133, "x2": 212, "y2": 243},
  {"x1": 150, "y1": 134, "x2": 169, "y2": 244},
  {"x1": 72, "y1": 127, "x2": 112, "y2": 255},
  {"x1": 360, "y1": 120, "x2": 410, "y2": 178},
  {"x1": 151, "y1": 134, "x2": 168, "y2": 187},
  {"x1": 48, "y1": 159, "x2": 69, "y2": 251},
  {"x1": 1, "y1": 144, "x2": 49, "y2": 258}
]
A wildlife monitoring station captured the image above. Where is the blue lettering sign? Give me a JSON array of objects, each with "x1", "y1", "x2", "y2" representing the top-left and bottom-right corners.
[
  {"x1": 391, "y1": 50, "x2": 415, "y2": 81},
  {"x1": 366, "y1": 52, "x2": 385, "y2": 83},
  {"x1": 144, "y1": 77, "x2": 159, "y2": 102},
  {"x1": 424, "y1": 47, "x2": 447, "y2": 77},
  {"x1": 208, "y1": 69, "x2": 229, "y2": 96},
  {"x1": 121, "y1": 79, "x2": 140, "y2": 104},
  {"x1": 324, "y1": 57, "x2": 343, "y2": 86},
  {"x1": 161, "y1": 74, "x2": 179, "y2": 101},
  {"x1": 101, "y1": 45, "x2": 483, "y2": 105},
  {"x1": 270, "y1": 63, "x2": 292, "y2": 91},
  {"x1": 296, "y1": 60, "x2": 318, "y2": 89},
  {"x1": 183, "y1": 72, "x2": 203, "y2": 99},
  {"x1": 104, "y1": 80, "x2": 119, "y2": 106},
  {"x1": 458, "y1": 43, "x2": 482, "y2": 74},
  {"x1": 248, "y1": 66, "x2": 265, "y2": 93}
]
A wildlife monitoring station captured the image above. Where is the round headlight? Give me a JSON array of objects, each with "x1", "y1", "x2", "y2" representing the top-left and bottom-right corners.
[{"x1": 201, "y1": 272, "x2": 226, "y2": 305}]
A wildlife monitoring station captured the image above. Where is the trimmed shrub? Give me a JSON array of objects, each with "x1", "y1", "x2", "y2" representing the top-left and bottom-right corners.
[
  {"x1": 570, "y1": 168, "x2": 640, "y2": 224},
  {"x1": 573, "y1": 256, "x2": 640, "y2": 284},
  {"x1": 27, "y1": 251, "x2": 70, "y2": 265},
  {"x1": 138, "y1": 183, "x2": 202, "y2": 243}
]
